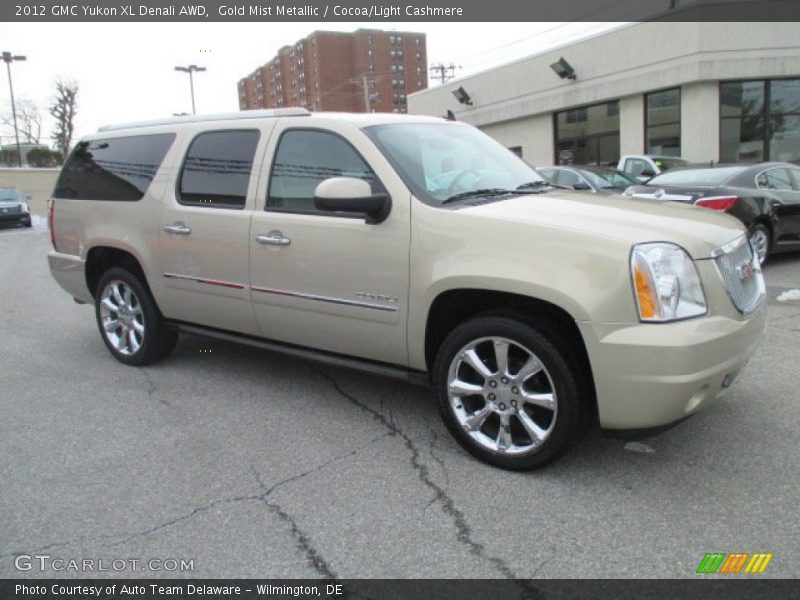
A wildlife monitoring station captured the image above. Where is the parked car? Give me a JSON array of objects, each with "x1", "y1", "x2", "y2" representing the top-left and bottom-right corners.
[
  {"x1": 537, "y1": 165, "x2": 639, "y2": 193},
  {"x1": 48, "y1": 109, "x2": 765, "y2": 470},
  {"x1": 618, "y1": 154, "x2": 689, "y2": 182},
  {"x1": 0, "y1": 187, "x2": 32, "y2": 228},
  {"x1": 623, "y1": 162, "x2": 800, "y2": 264}
]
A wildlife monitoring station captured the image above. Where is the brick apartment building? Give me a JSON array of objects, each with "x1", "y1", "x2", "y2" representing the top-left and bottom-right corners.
[{"x1": 237, "y1": 29, "x2": 428, "y2": 114}]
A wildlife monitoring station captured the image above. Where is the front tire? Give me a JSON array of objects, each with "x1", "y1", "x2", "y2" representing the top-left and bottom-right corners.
[
  {"x1": 433, "y1": 315, "x2": 581, "y2": 470},
  {"x1": 95, "y1": 267, "x2": 177, "y2": 366}
]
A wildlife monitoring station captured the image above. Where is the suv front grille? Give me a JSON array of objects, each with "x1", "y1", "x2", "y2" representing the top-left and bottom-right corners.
[
  {"x1": 0, "y1": 205, "x2": 21, "y2": 215},
  {"x1": 713, "y1": 237, "x2": 764, "y2": 314}
]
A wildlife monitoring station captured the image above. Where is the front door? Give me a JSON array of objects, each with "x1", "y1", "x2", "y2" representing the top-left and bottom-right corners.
[{"x1": 248, "y1": 119, "x2": 410, "y2": 366}]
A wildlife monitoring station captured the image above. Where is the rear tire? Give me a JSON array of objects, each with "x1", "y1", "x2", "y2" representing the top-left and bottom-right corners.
[
  {"x1": 94, "y1": 267, "x2": 177, "y2": 366},
  {"x1": 433, "y1": 315, "x2": 581, "y2": 470},
  {"x1": 749, "y1": 223, "x2": 770, "y2": 265}
]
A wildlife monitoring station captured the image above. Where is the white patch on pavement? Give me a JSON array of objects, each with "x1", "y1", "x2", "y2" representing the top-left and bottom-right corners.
[
  {"x1": 776, "y1": 289, "x2": 800, "y2": 302},
  {"x1": 31, "y1": 214, "x2": 48, "y2": 231},
  {"x1": 624, "y1": 441, "x2": 655, "y2": 454}
]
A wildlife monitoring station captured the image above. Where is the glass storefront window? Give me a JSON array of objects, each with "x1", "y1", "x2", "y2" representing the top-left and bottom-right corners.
[
  {"x1": 645, "y1": 88, "x2": 681, "y2": 156},
  {"x1": 555, "y1": 100, "x2": 620, "y2": 166},
  {"x1": 720, "y1": 79, "x2": 800, "y2": 164}
]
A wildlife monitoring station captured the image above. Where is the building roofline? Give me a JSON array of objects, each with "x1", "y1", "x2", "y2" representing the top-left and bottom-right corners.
[{"x1": 409, "y1": 22, "x2": 634, "y2": 98}]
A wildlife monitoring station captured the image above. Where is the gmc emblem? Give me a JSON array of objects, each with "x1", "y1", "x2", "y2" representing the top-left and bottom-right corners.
[{"x1": 736, "y1": 262, "x2": 756, "y2": 281}]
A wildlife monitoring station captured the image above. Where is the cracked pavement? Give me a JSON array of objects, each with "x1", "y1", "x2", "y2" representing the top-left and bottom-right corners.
[{"x1": 2, "y1": 228, "x2": 799, "y2": 579}]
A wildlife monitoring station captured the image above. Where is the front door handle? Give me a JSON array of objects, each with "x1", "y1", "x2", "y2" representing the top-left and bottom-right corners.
[
  {"x1": 163, "y1": 222, "x2": 192, "y2": 235},
  {"x1": 256, "y1": 231, "x2": 291, "y2": 246}
]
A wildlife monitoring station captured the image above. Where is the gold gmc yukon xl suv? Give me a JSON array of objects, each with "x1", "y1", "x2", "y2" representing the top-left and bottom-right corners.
[{"x1": 48, "y1": 109, "x2": 766, "y2": 470}]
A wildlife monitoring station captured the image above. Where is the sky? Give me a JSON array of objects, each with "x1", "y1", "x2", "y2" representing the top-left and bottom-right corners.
[{"x1": 0, "y1": 22, "x2": 623, "y2": 146}]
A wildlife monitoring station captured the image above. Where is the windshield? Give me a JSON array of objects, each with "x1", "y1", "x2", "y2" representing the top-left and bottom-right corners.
[
  {"x1": 652, "y1": 157, "x2": 688, "y2": 171},
  {"x1": 0, "y1": 188, "x2": 22, "y2": 202},
  {"x1": 648, "y1": 166, "x2": 746, "y2": 187},
  {"x1": 581, "y1": 169, "x2": 638, "y2": 189},
  {"x1": 364, "y1": 123, "x2": 547, "y2": 205}
]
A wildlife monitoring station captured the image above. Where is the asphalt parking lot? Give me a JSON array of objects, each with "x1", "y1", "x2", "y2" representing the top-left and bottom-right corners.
[{"x1": 1, "y1": 223, "x2": 799, "y2": 579}]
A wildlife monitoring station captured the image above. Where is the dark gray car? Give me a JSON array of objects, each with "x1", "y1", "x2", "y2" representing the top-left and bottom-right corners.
[
  {"x1": 537, "y1": 165, "x2": 639, "y2": 193},
  {"x1": 624, "y1": 162, "x2": 800, "y2": 263},
  {"x1": 0, "y1": 188, "x2": 32, "y2": 228}
]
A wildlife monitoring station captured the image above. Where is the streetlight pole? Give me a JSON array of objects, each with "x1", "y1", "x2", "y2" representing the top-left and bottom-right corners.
[
  {"x1": 2, "y1": 51, "x2": 26, "y2": 168},
  {"x1": 174, "y1": 65, "x2": 206, "y2": 115}
]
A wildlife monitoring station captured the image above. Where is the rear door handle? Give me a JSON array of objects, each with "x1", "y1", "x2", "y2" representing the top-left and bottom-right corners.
[
  {"x1": 163, "y1": 222, "x2": 192, "y2": 235},
  {"x1": 256, "y1": 231, "x2": 291, "y2": 246}
]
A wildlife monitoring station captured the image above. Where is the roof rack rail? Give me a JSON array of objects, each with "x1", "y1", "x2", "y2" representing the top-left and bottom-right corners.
[{"x1": 98, "y1": 107, "x2": 311, "y2": 132}]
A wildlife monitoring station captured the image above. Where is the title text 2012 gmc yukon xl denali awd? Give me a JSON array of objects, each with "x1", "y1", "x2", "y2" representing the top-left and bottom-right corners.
[{"x1": 47, "y1": 109, "x2": 766, "y2": 470}]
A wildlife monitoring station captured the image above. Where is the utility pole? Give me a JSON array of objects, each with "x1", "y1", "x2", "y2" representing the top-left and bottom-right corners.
[
  {"x1": 349, "y1": 75, "x2": 377, "y2": 112},
  {"x1": 2, "y1": 51, "x2": 26, "y2": 168},
  {"x1": 174, "y1": 64, "x2": 206, "y2": 115},
  {"x1": 429, "y1": 63, "x2": 459, "y2": 85}
]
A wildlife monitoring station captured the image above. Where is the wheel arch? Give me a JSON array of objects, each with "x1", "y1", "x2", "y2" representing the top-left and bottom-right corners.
[
  {"x1": 85, "y1": 245, "x2": 151, "y2": 300},
  {"x1": 423, "y1": 288, "x2": 596, "y2": 414}
]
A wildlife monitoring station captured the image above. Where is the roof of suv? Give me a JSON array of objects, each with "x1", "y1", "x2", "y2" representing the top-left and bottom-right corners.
[{"x1": 97, "y1": 108, "x2": 449, "y2": 134}]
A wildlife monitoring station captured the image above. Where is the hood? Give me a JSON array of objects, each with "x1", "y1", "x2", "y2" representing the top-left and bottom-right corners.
[{"x1": 461, "y1": 191, "x2": 745, "y2": 259}]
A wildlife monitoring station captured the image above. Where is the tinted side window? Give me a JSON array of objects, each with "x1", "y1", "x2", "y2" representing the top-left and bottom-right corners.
[
  {"x1": 178, "y1": 130, "x2": 260, "y2": 209},
  {"x1": 537, "y1": 168, "x2": 557, "y2": 183},
  {"x1": 268, "y1": 130, "x2": 377, "y2": 212},
  {"x1": 756, "y1": 168, "x2": 794, "y2": 191},
  {"x1": 558, "y1": 170, "x2": 582, "y2": 187},
  {"x1": 790, "y1": 168, "x2": 800, "y2": 191},
  {"x1": 54, "y1": 134, "x2": 176, "y2": 201}
]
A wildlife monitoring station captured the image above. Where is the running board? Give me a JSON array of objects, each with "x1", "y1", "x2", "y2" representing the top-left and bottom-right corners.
[{"x1": 170, "y1": 321, "x2": 431, "y2": 388}]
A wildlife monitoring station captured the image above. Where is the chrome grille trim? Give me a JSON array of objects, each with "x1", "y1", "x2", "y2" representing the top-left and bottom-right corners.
[{"x1": 712, "y1": 237, "x2": 765, "y2": 314}]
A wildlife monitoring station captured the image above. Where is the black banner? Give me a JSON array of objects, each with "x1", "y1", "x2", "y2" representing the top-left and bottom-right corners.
[
  {"x1": 2, "y1": 579, "x2": 800, "y2": 600},
  {"x1": 3, "y1": 0, "x2": 800, "y2": 22}
]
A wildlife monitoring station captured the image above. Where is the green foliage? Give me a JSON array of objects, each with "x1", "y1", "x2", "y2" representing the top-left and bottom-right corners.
[
  {"x1": 26, "y1": 147, "x2": 63, "y2": 168},
  {"x1": 0, "y1": 149, "x2": 19, "y2": 167}
]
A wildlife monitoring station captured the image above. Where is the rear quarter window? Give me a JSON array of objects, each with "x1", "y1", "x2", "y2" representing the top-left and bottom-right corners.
[{"x1": 54, "y1": 133, "x2": 176, "y2": 201}]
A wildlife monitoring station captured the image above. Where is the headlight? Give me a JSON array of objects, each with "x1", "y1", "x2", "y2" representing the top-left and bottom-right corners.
[
  {"x1": 21, "y1": 202, "x2": 29, "y2": 213},
  {"x1": 631, "y1": 242, "x2": 707, "y2": 322}
]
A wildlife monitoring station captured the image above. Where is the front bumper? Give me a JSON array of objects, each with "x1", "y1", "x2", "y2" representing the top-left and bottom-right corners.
[
  {"x1": 48, "y1": 250, "x2": 93, "y2": 304},
  {"x1": 0, "y1": 210, "x2": 30, "y2": 224},
  {"x1": 577, "y1": 304, "x2": 767, "y2": 430}
]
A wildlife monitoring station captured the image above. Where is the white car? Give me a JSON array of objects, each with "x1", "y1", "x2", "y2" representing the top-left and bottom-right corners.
[{"x1": 617, "y1": 154, "x2": 689, "y2": 182}]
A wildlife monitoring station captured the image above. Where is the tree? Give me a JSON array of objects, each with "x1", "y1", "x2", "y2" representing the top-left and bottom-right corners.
[
  {"x1": 49, "y1": 79, "x2": 78, "y2": 160},
  {"x1": 1, "y1": 99, "x2": 42, "y2": 144}
]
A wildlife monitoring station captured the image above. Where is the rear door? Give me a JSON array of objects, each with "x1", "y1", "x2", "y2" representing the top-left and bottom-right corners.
[{"x1": 157, "y1": 125, "x2": 271, "y2": 334}]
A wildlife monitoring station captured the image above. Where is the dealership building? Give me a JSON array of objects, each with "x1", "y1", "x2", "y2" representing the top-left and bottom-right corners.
[{"x1": 408, "y1": 22, "x2": 800, "y2": 168}]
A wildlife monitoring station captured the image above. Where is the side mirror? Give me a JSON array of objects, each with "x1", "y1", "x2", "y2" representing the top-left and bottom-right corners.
[
  {"x1": 640, "y1": 169, "x2": 656, "y2": 179},
  {"x1": 314, "y1": 177, "x2": 391, "y2": 224},
  {"x1": 572, "y1": 181, "x2": 592, "y2": 191}
]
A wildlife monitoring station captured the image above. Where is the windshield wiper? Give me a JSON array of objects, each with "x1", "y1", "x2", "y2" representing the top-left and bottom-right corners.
[
  {"x1": 517, "y1": 180, "x2": 567, "y2": 191},
  {"x1": 441, "y1": 188, "x2": 521, "y2": 205}
]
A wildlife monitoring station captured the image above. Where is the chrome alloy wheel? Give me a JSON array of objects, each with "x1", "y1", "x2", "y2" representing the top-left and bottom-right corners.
[
  {"x1": 447, "y1": 336, "x2": 557, "y2": 455},
  {"x1": 99, "y1": 280, "x2": 145, "y2": 356},
  {"x1": 750, "y1": 228, "x2": 769, "y2": 265}
]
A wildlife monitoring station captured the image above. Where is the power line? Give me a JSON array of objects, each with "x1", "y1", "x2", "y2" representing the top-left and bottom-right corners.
[{"x1": 429, "y1": 63, "x2": 459, "y2": 85}]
